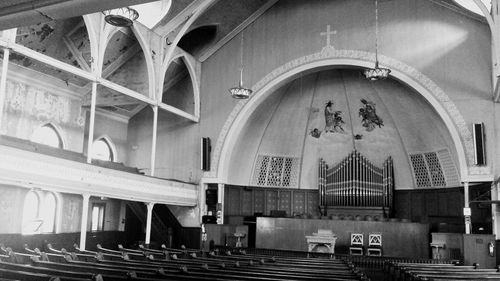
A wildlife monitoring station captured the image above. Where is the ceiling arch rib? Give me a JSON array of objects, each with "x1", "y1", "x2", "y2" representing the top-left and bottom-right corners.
[{"x1": 160, "y1": 48, "x2": 200, "y2": 120}]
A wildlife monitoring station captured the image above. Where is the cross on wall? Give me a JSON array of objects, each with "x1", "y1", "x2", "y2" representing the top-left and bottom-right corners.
[{"x1": 320, "y1": 24, "x2": 337, "y2": 48}]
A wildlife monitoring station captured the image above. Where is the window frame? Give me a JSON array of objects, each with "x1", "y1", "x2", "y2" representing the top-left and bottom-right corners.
[
  {"x1": 31, "y1": 123, "x2": 65, "y2": 149},
  {"x1": 91, "y1": 136, "x2": 117, "y2": 162},
  {"x1": 90, "y1": 203, "x2": 106, "y2": 232}
]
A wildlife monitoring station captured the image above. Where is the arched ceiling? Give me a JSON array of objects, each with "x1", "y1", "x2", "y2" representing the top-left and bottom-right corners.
[{"x1": 228, "y1": 69, "x2": 460, "y2": 190}]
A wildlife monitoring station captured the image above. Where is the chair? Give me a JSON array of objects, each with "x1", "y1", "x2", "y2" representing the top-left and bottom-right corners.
[
  {"x1": 367, "y1": 232, "x2": 382, "y2": 256},
  {"x1": 349, "y1": 233, "x2": 364, "y2": 255},
  {"x1": 234, "y1": 226, "x2": 247, "y2": 248}
]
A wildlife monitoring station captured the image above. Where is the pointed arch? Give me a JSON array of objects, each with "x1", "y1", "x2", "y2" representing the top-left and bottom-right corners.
[
  {"x1": 160, "y1": 49, "x2": 200, "y2": 118},
  {"x1": 92, "y1": 135, "x2": 118, "y2": 162},
  {"x1": 31, "y1": 122, "x2": 66, "y2": 149},
  {"x1": 99, "y1": 21, "x2": 155, "y2": 99}
]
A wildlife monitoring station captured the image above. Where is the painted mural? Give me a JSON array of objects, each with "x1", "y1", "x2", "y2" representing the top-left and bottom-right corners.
[
  {"x1": 4, "y1": 79, "x2": 84, "y2": 127},
  {"x1": 359, "y1": 98, "x2": 383, "y2": 131},
  {"x1": 324, "y1": 101, "x2": 345, "y2": 133}
]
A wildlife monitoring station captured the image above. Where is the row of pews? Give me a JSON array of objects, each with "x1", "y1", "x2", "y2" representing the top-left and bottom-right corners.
[
  {"x1": 384, "y1": 261, "x2": 500, "y2": 281},
  {"x1": 0, "y1": 242, "x2": 370, "y2": 281}
]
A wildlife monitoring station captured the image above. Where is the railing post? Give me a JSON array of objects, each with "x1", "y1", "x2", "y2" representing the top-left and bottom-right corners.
[
  {"x1": 464, "y1": 181, "x2": 471, "y2": 234},
  {"x1": 0, "y1": 47, "x2": 10, "y2": 131},
  {"x1": 145, "y1": 202, "x2": 155, "y2": 245},
  {"x1": 150, "y1": 105, "x2": 158, "y2": 176},
  {"x1": 86, "y1": 82, "x2": 97, "y2": 163}
]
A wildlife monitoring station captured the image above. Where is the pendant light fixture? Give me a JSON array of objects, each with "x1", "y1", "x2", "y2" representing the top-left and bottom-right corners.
[
  {"x1": 364, "y1": 0, "x2": 391, "y2": 81},
  {"x1": 103, "y1": 7, "x2": 139, "y2": 27},
  {"x1": 229, "y1": 31, "x2": 253, "y2": 99}
]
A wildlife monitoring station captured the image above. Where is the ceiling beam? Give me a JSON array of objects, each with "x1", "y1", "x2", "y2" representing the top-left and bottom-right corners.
[
  {"x1": 0, "y1": 0, "x2": 158, "y2": 31},
  {"x1": 83, "y1": 95, "x2": 139, "y2": 107}
]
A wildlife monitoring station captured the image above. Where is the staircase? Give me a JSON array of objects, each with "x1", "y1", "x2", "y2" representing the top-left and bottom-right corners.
[
  {"x1": 126, "y1": 202, "x2": 169, "y2": 244},
  {"x1": 125, "y1": 202, "x2": 201, "y2": 249}
]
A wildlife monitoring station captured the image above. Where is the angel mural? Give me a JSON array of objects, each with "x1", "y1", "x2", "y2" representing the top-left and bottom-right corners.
[
  {"x1": 324, "y1": 101, "x2": 345, "y2": 133},
  {"x1": 359, "y1": 98, "x2": 383, "y2": 131}
]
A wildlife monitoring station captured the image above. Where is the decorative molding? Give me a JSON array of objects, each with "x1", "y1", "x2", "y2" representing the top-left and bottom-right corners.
[
  {"x1": 205, "y1": 48, "x2": 476, "y2": 179},
  {"x1": 0, "y1": 145, "x2": 197, "y2": 205}
]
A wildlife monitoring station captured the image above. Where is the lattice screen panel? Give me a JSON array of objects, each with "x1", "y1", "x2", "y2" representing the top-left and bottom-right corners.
[
  {"x1": 437, "y1": 149, "x2": 460, "y2": 187},
  {"x1": 410, "y1": 154, "x2": 431, "y2": 187},
  {"x1": 251, "y1": 155, "x2": 300, "y2": 187},
  {"x1": 424, "y1": 152, "x2": 446, "y2": 187},
  {"x1": 409, "y1": 149, "x2": 459, "y2": 188}
]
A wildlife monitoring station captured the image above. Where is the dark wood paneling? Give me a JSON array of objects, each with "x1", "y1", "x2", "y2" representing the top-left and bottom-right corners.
[
  {"x1": 306, "y1": 192, "x2": 318, "y2": 216},
  {"x1": 278, "y1": 191, "x2": 291, "y2": 215},
  {"x1": 292, "y1": 192, "x2": 306, "y2": 214},
  {"x1": 266, "y1": 190, "x2": 278, "y2": 212},
  {"x1": 225, "y1": 187, "x2": 241, "y2": 215},
  {"x1": 256, "y1": 217, "x2": 429, "y2": 258},
  {"x1": 241, "y1": 190, "x2": 253, "y2": 216},
  {"x1": 254, "y1": 190, "x2": 265, "y2": 214},
  {"x1": 204, "y1": 224, "x2": 249, "y2": 250},
  {"x1": 463, "y1": 234, "x2": 496, "y2": 268},
  {"x1": 393, "y1": 186, "x2": 491, "y2": 234},
  {"x1": 224, "y1": 186, "x2": 320, "y2": 217}
]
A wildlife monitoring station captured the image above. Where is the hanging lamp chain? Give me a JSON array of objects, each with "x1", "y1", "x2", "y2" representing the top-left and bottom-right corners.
[
  {"x1": 375, "y1": 0, "x2": 379, "y2": 65},
  {"x1": 239, "y1": 31, "x2": 245, "y2": 87}
]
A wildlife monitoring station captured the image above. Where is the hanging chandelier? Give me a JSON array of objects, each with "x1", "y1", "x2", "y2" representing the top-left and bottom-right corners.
[
  {"x1": 229, "y1": 31, "x2": 253, "y2": 99},
  {"x1": 364, "y1": 0, "x2": 391, "y2": 81},
  {"x1": 102, "y1": 7, "x2": 139, "y2": 27}
]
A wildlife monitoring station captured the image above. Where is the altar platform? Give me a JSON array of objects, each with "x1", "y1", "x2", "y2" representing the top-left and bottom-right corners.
[{"x1": 256, "y1": 217, "x2": 429, "y2": 258}]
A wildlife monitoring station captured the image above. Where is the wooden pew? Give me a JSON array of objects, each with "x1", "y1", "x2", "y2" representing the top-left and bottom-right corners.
[
  {"x1": 384, "y1": 261, "x2": 465, "y2": 280},
  {"x1": 0, "y1": 267, "x2": 90, "y2": 281},
  {"x1": 55, "y1": 244, "x2": 366, "y2": 281},
  {"x1": 405, "y1": 270, "x2": 500, "y2": 281},
  {"x1": 0, "y1": 260, "x2": 101, "y2": 280},
  {"x1": 13, "y1": 242, "x2": 368, "y2": 281},
  {"x1": 386, "y1": 261, "x2": 500, "y2": 281}
]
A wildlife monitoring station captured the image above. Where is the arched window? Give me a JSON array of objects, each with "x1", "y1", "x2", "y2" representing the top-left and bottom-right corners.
[
  {"x1": 91, "y1": 138, "x2": 114, "y2": 162},
  {"x1": 22, "y1": 191, "x2": 41, "y2": 234},
  {"x1": 41, "y1": 192, "x2": 57, "y2": 233},
  {"x1": 31, "y1": 124, "x2": 63, "y2": 148}
]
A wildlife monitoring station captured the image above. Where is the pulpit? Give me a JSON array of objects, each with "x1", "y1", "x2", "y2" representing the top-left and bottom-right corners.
[{"x1": 305, "y1": 229, "x2": 337, "y2": 256}]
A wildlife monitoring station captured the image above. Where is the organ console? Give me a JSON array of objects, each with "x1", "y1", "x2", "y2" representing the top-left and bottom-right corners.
[{"x1": 318, "y1": 150, "x2": 394, "y2": 216}]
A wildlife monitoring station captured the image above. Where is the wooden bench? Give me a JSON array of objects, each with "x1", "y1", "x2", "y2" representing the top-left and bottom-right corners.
[
  {"x1": 6, "y1": 243, "x2": 370, "y2": 281},
  {"x1": 385, "y1": 261, "x2": 500, "y2": 281}
]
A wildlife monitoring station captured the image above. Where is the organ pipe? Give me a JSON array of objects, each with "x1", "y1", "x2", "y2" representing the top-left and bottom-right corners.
[{"x1": 318, "y1": 151, "x2": 394, "y2": 212}]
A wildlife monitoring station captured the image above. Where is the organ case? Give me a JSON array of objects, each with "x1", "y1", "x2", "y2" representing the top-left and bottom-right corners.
[{"x1": 318, "y1": 150, "x2": 394, "y2": 216}]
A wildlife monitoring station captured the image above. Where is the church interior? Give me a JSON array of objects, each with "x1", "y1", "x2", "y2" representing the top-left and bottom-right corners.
[{"x1": 1, "y1": 0, "x2": 500, "y2": 280}]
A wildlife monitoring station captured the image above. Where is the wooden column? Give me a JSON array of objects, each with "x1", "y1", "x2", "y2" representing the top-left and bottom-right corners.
[
  {"x1": 145, "y1": 202, "x2": 155, "y2": 245},
  {"x1": 0, "y1": 47, "x2": 9, "y2": 131},
  {"x1": 86, "y1": 82, "x2": 97, "y2": 163},
  {"x1": 150, "y1": 105, "x2": 158, "y2": 176},
  {"x1": 217, "y1": 183, "x2": 224, "y2": 224},
  {"x1": 79, "y1": 194, "x2": 90, "y2": 250},
  {"x1": 492, "y1": 181, "x2": 499, "y2": 238},
  {"x1": 464, "y1": 181, "x2": 471, "y2": 234}
]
